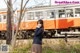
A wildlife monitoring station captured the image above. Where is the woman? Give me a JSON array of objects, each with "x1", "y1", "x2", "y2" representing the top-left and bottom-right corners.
[{"x1": 31, "y1": 19, "x2": 44, "y2": 53}]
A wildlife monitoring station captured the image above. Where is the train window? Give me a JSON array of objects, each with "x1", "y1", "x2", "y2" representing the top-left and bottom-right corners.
[
  {"x1": 3, "y1": 15, "x2": 6, "y2": 19},
  {"x1": 35, "y1": 11, "x2": 43, "y2": 20},
  {"x1": 24, "y1": 12, "x2": 28, "y2": 21},
  {"x1": 46, "y1": 10, "x2": 55, "y2": 19},
  {"x1": 66, "y1": 9, "x2": 73, "y2": 17},
  {"x1": 17, "y1": 13, "x2": 20, "y2": 20},
  {"x1": 75, "y1": 8, "x2": 80, "y2": 17},
  {"x1": 2, "y1": 15, "x2": 7, "y2": 22},
  {"x1": 27, "y1": 12, "x2": 34, "y2": 20},
  {"x1": 58, "y1": 10, "x2": 65, "y2": 18},
  {"x1": 0, "y1": 15, "x2": 1, "y2": 22}
]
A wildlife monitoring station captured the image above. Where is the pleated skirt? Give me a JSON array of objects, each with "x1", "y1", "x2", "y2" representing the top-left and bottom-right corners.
[{"x1": 31, "y1": 44, "x2": 42, "y2": 53}]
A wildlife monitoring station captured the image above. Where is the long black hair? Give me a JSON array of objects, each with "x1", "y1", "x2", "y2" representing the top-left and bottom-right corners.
[{"x1": 37, "y1": 19, "x2": 44, "y2": 28}]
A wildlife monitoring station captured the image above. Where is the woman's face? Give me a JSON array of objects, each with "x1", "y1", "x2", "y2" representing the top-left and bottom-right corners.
[{"x1": 38, "y1": 22, "x2": 42, "y2": 27}]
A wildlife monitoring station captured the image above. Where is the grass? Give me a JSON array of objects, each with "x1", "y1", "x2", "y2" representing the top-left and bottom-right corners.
[
  {"x1": 6, "y1": 39, "x2": 80, "y2": 53},
  {"x1": 13, "y1": 44, "x2": 80, "y2": 53}
]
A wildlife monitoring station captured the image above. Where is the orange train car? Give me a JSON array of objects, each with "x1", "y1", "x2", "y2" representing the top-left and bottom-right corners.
[
  {"x1": 0, "y1": 4, "x2": 80, "y2": 38},
  {"x1": 19, "y1": 18, "x2": 80, "y2": 30}
]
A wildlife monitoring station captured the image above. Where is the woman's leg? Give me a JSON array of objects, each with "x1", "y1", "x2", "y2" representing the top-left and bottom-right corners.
[{"x1": 32, "y1": 52, "x2": 36, "y2": 53}]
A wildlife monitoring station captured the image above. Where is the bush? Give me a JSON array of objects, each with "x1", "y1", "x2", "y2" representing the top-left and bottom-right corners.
[{"x1": 13, "y1": 39, "x2": 80, "y2": 53}]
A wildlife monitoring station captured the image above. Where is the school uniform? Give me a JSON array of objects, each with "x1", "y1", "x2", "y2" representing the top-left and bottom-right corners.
[{"x1": 31, "y1": 27, "x2": 44, "y2": 53}]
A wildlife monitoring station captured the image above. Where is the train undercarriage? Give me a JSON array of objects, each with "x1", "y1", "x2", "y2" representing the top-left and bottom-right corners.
[{"x1": 0, "y1": 27, "x2": 80, "y2": 39}]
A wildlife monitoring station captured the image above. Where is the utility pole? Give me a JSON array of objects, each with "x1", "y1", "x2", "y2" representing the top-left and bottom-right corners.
[
  {"x1": 50, "y1": 0, "x2": 51, "y2": 6},
  {"x1": 6, "y1": 0, "x2": 12, "y2": 45}
]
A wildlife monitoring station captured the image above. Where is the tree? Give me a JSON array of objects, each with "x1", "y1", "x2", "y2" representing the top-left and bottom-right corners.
[
  {"x1": 12, "y1": 0, "x2": 29, "y2": 51},
  {"x1": 6, "y1": 0, "x2": 13, "y2": 45},
  {"x1": 4, "y1": 0, "x2": 29, "y2": 52}
]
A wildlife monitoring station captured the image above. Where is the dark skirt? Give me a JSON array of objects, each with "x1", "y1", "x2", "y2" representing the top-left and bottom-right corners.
[{"x1": 31, "y1": 44, "x2": 42, "y2": 53}]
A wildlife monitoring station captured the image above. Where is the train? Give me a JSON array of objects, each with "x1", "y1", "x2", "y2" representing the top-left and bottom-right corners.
[{"x1": 0, "y1": 4, "x2": 80, "y2": 39}]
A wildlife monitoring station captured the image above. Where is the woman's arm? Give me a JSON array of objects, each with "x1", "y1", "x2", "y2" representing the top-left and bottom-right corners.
[{"x1": 35, "y1": 28, "x2": 43, "y2": 36}]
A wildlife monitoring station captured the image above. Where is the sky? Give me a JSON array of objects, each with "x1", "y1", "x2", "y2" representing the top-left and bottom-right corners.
[
  {"x1": 0, "y1": 0, "x2": 53, "y2": 9},
  {"x1": 0, "y1": 0, "x2": 80, "y2": 9}
]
